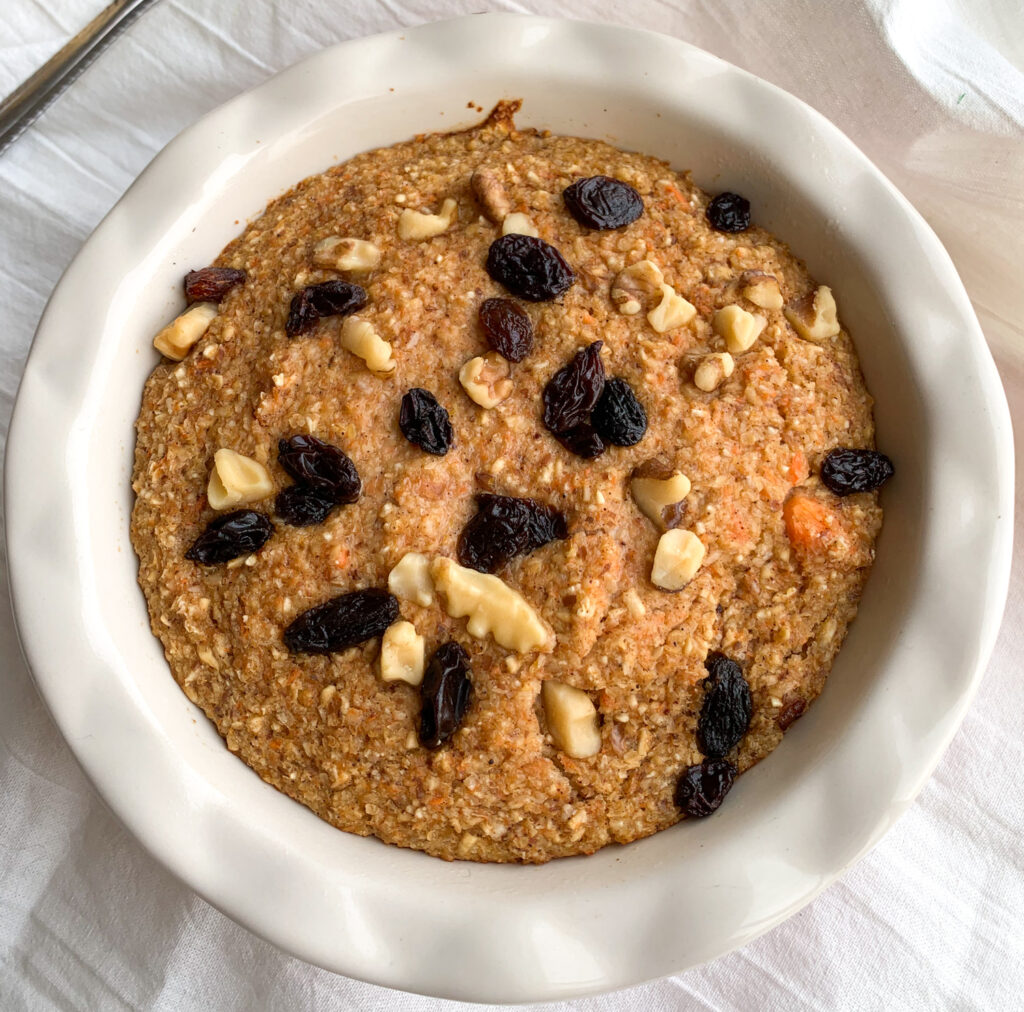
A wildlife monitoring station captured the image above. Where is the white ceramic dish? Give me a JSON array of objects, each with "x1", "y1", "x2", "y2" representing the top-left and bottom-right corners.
[{"x1": 5, "y1": 14, "x2": 1013, "y2": 1002}]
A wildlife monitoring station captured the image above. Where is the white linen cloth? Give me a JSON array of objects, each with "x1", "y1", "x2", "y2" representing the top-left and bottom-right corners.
[{"x1": 1, "y1": 1, "x2": 1021, "y2": 1007}]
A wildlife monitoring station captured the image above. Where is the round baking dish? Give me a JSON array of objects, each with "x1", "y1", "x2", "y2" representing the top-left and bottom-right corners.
[{"x1": 5, "y1": 14, "x2": 1013, "y2": 1002}]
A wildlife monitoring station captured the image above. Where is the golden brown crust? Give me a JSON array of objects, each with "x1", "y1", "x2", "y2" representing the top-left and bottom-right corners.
[{"x1": 131, "y1": 106, "x2": 881, "y2": 863}]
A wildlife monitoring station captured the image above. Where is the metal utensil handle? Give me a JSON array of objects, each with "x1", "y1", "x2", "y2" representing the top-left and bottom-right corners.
[{"x1": 0, "y1": 0, "x2": 162, "y2": 155}]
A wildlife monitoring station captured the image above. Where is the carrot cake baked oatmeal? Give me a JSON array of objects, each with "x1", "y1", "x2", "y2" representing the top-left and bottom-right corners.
[{"x1": 131, "y1": 102, "x2": 894, "y2": 863}]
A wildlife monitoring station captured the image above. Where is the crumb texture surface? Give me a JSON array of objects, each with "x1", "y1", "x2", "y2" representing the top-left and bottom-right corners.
[{"x1": 132, "y1": 104, "x2": 882, "y2": 863}]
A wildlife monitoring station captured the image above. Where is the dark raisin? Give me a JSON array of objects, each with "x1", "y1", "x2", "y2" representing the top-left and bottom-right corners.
[
  {"x1": 777, "y1": 697, "x2": 806, "y2": 731},
  {"x1": 485, "y1": 234, "x2": 575, "y2": 302},
  {"x1": 274, "y1": 484, "x2": 336, "y2": 527},
  {"x1": 479, "y1": 298, "x2": 534, "y2": 362},
  {"x1": 184, "y1": 266, "x2": 246, "y2": 303},
  {"x1": 277, "y1": 435, "x2": 361, "y2": 504},
  {"x1": 399, "y1": 389, "x2": 453, "y2": 456},
  {"x1": 674, "y1": 759, "x2": 736, "y2": 817},
  {"x1": 820, "y1": 448, "x2": 894, "y2": 496},
  {"x1": 696, "y1": 652, "x2": 753, "y2": 758},
  {"x1": 542, "y1": 342, "x2": 605, "y2": 434},
  {"x1": 591, "y1": 378, "x2": 647, "y2": 447},
  {"x1": 419, "y1": 641, "x2": 473, "y2": 749},
  {"x1": 457, "y1": 494, "x2": 568, "y2": 573},
  {"x1": 563, "y1": 175, "x2": 644, "y2": 230},
  {"x1": 286, "y1": 280, "x2": 368, "y2": 336},
  {"x1": 185, "y1": 509, "x2": 273, "y2": 564},
  {"x1": 706, "y1": 192, "x2": 751, "y2": 233},
  {"x1": 555, "y1": 424, "x2": 606, "y2": 459},
  {"x1": 283, "y1": 588, "x2": 399, "y2": 655}
]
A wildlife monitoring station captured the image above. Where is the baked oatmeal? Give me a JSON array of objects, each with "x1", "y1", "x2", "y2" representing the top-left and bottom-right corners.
[{"x1": 131, "y1": 102, "x2": 892, "y2": 863}]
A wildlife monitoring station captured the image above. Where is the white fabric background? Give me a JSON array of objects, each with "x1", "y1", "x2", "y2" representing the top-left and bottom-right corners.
[{"x1": 1, "y1": 1, "x2": 1021, "y2": 1008}]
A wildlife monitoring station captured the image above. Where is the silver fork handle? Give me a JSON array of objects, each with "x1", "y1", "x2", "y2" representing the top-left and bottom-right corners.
[{"x1": 0, "y1": 0, "x2": 162, "y2": 155}]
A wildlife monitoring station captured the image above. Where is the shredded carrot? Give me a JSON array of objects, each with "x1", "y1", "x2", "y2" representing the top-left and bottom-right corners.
[
  {"x1": 783, "y1": 493, "x2": 833, "y2": 549},
  {"x1": 787, "y1": 451, "x2": 809, "y2": 486},
  {"x1": 663, "y1": 182, "x2": 687, "y2": 204}
]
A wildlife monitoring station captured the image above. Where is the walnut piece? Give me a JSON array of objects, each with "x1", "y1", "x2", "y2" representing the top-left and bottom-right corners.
[
  {"x1": 312, "y1": 236, "x2": 381, "y2": 273},
  {"x1": 611, "y1": 260, "x2": 664, "y2": 315},
  {"x1": 501, "y1": 212, "x2": 539, "y2": 238},
  {"x1": 647, "y1": 283, "x2": 697, "y2": 333},
  {"x1": 713, "y1": 304, "x2": 766, "y2": 354},
  {"x1": 651, "y1": 529, "x2": 706, "y2": 590},
  {"x1": 207, "y1": 448, "x2": 274, "y2": 510},
  {"x1": 430, "y1": 556, "x2": 552, "y2": 654},
  {"x1": 470, "y1": 166, "x2": 511, "y2": 222},
  {"x1": 542, "y1": 681, "x2": 602, "y2": 758},
  {"x1": 387, "y1": 552, "x2": 435, "y2": 607},
  {"x1": 631, "y1": 471, "x2": 692, "y2": 529},
  {"x1": 741, "y1": 271, "x2": 783, "y2": 310},
  {"x1": 785, "y1": 285, "x2": 841, "y2": 341},
  {"x1": 398, "y1": 198, "x2": 457, "y2": 241},
  {"x1": 459, "y1": 352, "x2": 513, "y2": 408},
  {"x1": 340, "y1": 317, "x2": 395, "y2": 374},
  {"x1": 693, "y1": 352, "x2": 735, "y2": 392},
  {"x1": 153, "y1": 302, "x2": 218, "y2": 360},
  {"x1": 380, "y1": 620, "x2": 425, "y2": 685}
]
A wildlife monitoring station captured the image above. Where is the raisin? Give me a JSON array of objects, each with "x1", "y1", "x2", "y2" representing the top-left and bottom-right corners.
[
  {"x1": 457, "y1": 494, "x2": 568, "y2": 573},
  {"x1": 674, "y1": 759, "x2": 736, "y2": 817},
  {"x1": 277, "y1": 435, "x2": 361, "y2": 504},
  {"x1": 696, "y1": 652, "x2": 753, "y2": 758},
  {"x1": 556, "y1": 423, "x2": 606, "y2": 459},
  {"x1": 542, "y1": 341, "x2": 605, "y2": 434},
  {"x1": 820, "y1": 448, "x2": 894, "y2": 496},
  {"x1": 184, "y1": 266, "x2": 246, "y2": 303},
  {"x1": 185, "y1": 509, "x2": 273, "y2": 564},
  {"x1": 485, "y1": 234, "x2": 575, "y2": 302},
  {"x1": 283, "y1": 588, "x2": 399, "y2": 655},
  {"x1": 286, "y1": 280, "x2": 368, "y2": 336},
  {"x1": 419, "y1": 641, "x2": 473, "y2": 749},
  {"x1": 563, "y1": 175, "x2": 644, "y2": 230},
  {"x1": 591, "y1": 377, "x2": 647, "y2": 446},
  {"x1": 777, "y1": 697, "x2": 806, "y2": 731},
  {"x1": 479, "y1": 298, "x2": 534, "y2": 362},
  {"x1": 399, "y1": 388, "x2": 453, "y2": 456},
  {"x1": 274, "y1": 484, "x2": 336, "y2": 527},
  {"x1": 706, "y1": 192, "x2": 751, "y2": 233}
]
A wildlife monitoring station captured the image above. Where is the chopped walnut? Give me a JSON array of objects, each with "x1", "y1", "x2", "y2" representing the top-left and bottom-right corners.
[
  {"x1": 153, "y1": 302, "x2": 218, "y2": 360},
  {"x1": 388, "y1": 552, "x2": 435, "y2": 607},
  {"x1": 340, "y1": 317, "x2": 395, "y2": 374},
  {"x1": 501, "y1": 212, "x2": 539, "y2": 238},
  {"x1": 651, "y1": 529, "x2": 706, "y2": 590},
  {"x1": 611, "y1": 260, "x2": 664, "y2": 315},
  {"x1": 693, "y1": 352, "x2": 735, "y2": 392},
  {"x1": 380, "y1": 620, "x2": 425, "y2": 685},
  {"x1": 470, "y1": 166, "x2": 511, "y2": 222},
  {"x1": 785, "y1": 285, "x2": 841, "y2": 341},
  {"x1": 312, "y1": 236, "x2": 381, "y2": 273},
  {"x1": 430, "y1": 556, "x2": 552, "y2": 653},
  {"x1": 741, "y1": 271, "x2": 783, "y2": 310},
  {"x1": 398, "y1": 198, "x2": 457, "y2": 241},
  {"x1": 713, "y1": 304, "x2": 766, "y2": 354},
  {"x1": 647, "y1": 283, "x2": 696, "y2": 333},
  {"x1": 631, "y1": 471, "x2": 692, "y2": 529},
  {"x1": 207, "y1": 448, "x2": 274, "y2": 510},
  {"x1": 542, "y1": 681, "x2": 602, "y2": 758},
  {"x1": 459, "y1": 352, "x2": 512, "y2": 408}
]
